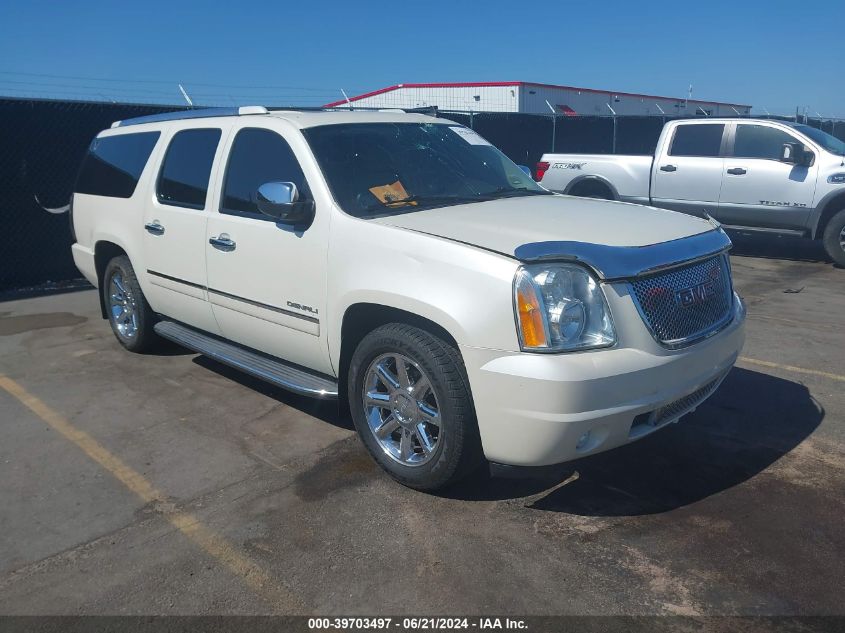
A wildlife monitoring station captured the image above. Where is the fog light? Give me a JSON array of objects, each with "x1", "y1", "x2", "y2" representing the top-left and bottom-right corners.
[{"x1": 576, "y1": 431, "x2": 591, "y2": 451}]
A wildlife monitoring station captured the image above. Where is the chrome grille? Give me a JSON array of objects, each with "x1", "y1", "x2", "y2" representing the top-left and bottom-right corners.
[{"x1": 630, "y1": 254, "x2": 733, "y2": 347}]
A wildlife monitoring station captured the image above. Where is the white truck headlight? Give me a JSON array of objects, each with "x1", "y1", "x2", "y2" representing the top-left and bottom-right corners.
[{"x1": 514, "y1": 264, "x2": 616, "y2": 352}]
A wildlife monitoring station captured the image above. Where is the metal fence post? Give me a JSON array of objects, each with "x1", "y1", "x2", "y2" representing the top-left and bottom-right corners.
[
  {"x1": 606, "y1": 103, "x2": 618, "y2": 154},
  {"x1": 469, "y1": 111, "x2": 474, "y2": 130},
  {"x1": 551, "y1": 114, "x2": 557, "y2": 152}
]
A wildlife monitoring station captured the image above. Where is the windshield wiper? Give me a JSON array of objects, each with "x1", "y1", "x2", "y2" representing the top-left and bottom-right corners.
[{"x1": 476, "y1": 187, "x2": 553, "y2": 200}]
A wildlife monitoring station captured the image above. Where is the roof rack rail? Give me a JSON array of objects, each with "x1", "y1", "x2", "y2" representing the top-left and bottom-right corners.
[{"x1": 112, "y1": 106, "x2": 268, "y2": 128}]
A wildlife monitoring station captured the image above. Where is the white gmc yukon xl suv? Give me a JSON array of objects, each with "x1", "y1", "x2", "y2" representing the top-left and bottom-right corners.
[
  {"x1": 538, "y1": 118, "x2": 845, "y2": 265},
  {"x1": 71, "y1": 107, "x2": 746, "y2": 490}
]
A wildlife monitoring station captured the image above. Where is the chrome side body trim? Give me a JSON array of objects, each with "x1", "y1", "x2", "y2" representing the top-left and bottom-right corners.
[
  {"x1": 147, "y1": 269, "x2": 205, "y2": 290},
  {"x1": 513, "y1": 228, "x2": 732, "y2": 281},
  {"x1": 207, "y1": 287, "x2": 319, "y2": 324},
  {"x1": 146, "y1": 269, "x2": 319, "y2": 324}
]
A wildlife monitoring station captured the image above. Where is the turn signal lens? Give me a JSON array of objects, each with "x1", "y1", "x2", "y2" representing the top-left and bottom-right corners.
[{"x1": 515, "y1": 271, "x2": 548, "y2": 348}]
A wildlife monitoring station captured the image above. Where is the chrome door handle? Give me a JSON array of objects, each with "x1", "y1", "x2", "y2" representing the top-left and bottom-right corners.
[
  {"x1": 727, "y1": 167, "x2": 747, "y2": 175},
  {"x1": 659, "y1": 164, "x2": 677, "y2": 172},
  {"x1": 144, "y1": 221, "x2": 165, "y2": 235},
  {"x1": 209, "y1": 234, "x2": 236, "y2": 252}
]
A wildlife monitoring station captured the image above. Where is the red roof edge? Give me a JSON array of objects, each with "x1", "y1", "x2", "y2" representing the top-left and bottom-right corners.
[
  {"x1": 323, "y1": 82, "x2": 520, "y2": 107},
  {"x1": 323, "y1": 82, "x2": 752, "y2": 110}
]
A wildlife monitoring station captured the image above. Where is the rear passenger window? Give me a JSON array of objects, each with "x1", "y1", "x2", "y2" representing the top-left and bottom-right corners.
[
  {"x1": 221, "y1": 128, "x2": 310, "y2": 218},
  {"x1": 669, "y1": 124, "x2": 725, "y2": 157},
  {"x1": 157, "y1": 129, "x2": 222, "y2": 209},
  {"x1": 733, "y1": 125, "x2": 797, "y2": 160},
  {"x1": 75, "y1": 132, "x2": 160, "y2": 198}
]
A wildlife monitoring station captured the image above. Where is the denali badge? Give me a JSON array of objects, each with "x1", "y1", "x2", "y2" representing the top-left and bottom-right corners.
[
  {"x1": 676, "y1": 281, "x2": 716, "y2": 308},
  {"x1": 287, "y1": 301, "x2": 318, "y2": 315}
]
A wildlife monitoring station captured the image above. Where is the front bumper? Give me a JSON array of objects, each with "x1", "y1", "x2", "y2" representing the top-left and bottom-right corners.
[{"x1": 461, "y1": 294, "x2": 746, "y2": 467}]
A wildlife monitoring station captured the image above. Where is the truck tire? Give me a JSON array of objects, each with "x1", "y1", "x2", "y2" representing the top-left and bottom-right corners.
[
  {"x1": 347, "y1": 323, "x2": 484, "y2": 491},
  {"x1": 102, "y1": 255, "x2": 159, "y2": 353},
  {"x1": 822, "y1": 209, "x2": 845, "y2": 267}
]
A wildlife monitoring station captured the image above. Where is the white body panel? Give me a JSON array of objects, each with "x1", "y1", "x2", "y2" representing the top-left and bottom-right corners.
[
  {"x1": 71, "y1": 109, "x2": 749, "y2": 468},
  {"x1": 539, "y1": 155, "x2": 652, "y2": 202},
  {"x1": 141, "y1": 121, "x2": 231, "y2": 335}
]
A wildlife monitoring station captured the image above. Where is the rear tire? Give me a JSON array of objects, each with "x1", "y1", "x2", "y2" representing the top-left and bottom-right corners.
[
  {"x1": 821, "y1": 209, "x2": 845, "y2": 267},
  {"x1": 102, "y1": 255, "x2": 159, "y2": 353},
  {"x1": 348, "y1": 323, "x2": 484, "y2": 491}
]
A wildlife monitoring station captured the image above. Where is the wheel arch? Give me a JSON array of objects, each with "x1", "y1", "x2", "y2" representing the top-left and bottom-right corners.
[
  {"x1": 337, "y1": 302, "x2": 462, "y2": 412},
  {"x1": 563, "y1": 175, "x2": 619, "y2": 200},
  {"x1": 812, "y1": 190, "x2": 845, "y2": 239},
  {"x1": 94, "y1": 241, "x2": 128, "y2": 319}
]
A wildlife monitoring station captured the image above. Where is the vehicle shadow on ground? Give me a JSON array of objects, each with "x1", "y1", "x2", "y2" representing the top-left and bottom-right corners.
[
  {"x1": 444, "y1": 367, "x2": 823, "y2": 516},
  {"x1": 191, "y1": 355, "x2": 354, "y2": 431},
  {"x1": 726, "y1": 230, "x2": 837, "y2": 266}
]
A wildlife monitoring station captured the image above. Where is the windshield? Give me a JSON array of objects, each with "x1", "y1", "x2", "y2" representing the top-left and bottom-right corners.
[
  {"x1": 794, "y1": 124, "x2": 845, "y2": 156},
  {"x1": 302, "y1": 122, "x2": 550, "y2": 217}
]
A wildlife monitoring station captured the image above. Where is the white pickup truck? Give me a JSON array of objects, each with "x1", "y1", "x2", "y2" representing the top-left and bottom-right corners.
[
  {"x1": 71, "y1": 107, "x2": 745, "y2": 491},
  {"x1": 538, "y1": 118, "x2": 845, "y2": 265}
]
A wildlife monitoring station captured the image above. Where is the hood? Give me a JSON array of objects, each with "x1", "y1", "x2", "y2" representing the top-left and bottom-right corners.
[{"x1": 369, "y1": 195, "x2": 715, "y2": 257}]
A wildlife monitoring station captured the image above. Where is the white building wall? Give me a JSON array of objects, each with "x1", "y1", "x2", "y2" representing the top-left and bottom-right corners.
[
  {"x1": 334, "y1": 84, "x2": 751, "y2": 117},
  {"x1": 335, "y1": 85, "x2": 520, "y2": 112},
  {"x1": 519, "y1": 85, "x2": 750, "y2": 117}
]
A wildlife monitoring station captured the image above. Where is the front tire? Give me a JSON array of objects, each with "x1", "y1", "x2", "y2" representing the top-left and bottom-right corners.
[
  {"x1": 102, "y1": 255, "x2": 159, "y2": 353},
  {"x1": 348, "y1": 324, "x2": 484, "y2": 491},
  {"x1": 822, "y1": 209, "x2": 845, "y2": 267}
]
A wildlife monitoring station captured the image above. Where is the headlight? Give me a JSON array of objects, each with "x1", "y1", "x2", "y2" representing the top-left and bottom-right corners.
[{"x1": 514, "y1": 264, "x2": 616, "y2": 352}]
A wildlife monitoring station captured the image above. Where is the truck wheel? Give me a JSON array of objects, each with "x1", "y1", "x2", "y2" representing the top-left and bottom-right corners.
[
  {"x1": 348, "y1": 323, "x2": 484, "y2": 491},
  {"x1": 102, "y1": 255, "x2": 159, "y2": 353},
  {"x1": 822, "y1": 209, "x2": 845, "y2": 267}
]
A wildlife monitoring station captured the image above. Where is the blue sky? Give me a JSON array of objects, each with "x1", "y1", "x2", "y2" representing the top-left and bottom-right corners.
[{"x1": 1, "y1": 0, "x2": 843, "y2": 116}]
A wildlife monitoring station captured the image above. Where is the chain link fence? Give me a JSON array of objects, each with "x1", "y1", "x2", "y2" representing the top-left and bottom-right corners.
[
  {"x1": 0, "y1": 98, "x2": 191, "y2": 290},
  {"x1": 2, "y1": 96, "x2": 844, "y2": 291}
]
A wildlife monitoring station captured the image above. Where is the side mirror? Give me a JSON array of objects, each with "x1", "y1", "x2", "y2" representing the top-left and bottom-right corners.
[
  {"x1": 781, "y1": 143, "x2": 814, "y2": 167},
  {"x1": 517, "y1": 165, "x2": 532, "y2": 177},
  {"x1": 255, "y1": 181, "x2": 315, "y2": 226}
]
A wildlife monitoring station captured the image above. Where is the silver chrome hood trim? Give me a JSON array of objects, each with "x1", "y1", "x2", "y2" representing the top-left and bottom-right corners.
[{"x1": 513, "y1": 228, "x2": 733, "y2": 281}]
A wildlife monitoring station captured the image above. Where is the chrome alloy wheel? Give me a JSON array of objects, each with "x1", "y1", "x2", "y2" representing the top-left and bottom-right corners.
[
  {"x1": 362, "y1": 353, "x2": 441, "y2": 467},
  {"x1": 840, "y1": 225, "x2": 845, "y2": 252},
  {"x1": 108, "y1": 271, "x2": 138, "y2": 339}
]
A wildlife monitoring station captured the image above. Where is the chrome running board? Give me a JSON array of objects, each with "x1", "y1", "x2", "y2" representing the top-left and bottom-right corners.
[{"x1": 154, "y1": 320, "x2": 338, "y2": 399}]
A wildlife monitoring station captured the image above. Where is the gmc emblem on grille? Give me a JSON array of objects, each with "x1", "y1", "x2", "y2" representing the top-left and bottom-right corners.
[{"x1": 676, "y1": 281, "x2": 717, "y2": 307}]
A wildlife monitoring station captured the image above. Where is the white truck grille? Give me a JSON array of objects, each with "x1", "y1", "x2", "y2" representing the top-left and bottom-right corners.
[{"x1": 630, "y1": 254, "x2": 733, "y2": 348}]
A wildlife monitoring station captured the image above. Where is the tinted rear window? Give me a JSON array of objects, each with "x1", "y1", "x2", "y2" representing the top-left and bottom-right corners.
[
  {"x1": 75, "y1": 131, "x2": 160, "y2": 198},
  {"x1": 157, "y1": 128, "x2": 222, "y2": 209},
  {"x1": 669, "y1": 124, "x2": 725, "y2": 157}
]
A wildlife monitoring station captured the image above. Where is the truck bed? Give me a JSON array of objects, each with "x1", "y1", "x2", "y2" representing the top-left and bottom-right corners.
[{"x1": 539, "y1": 154, "x2": 653, "y2": 203}]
